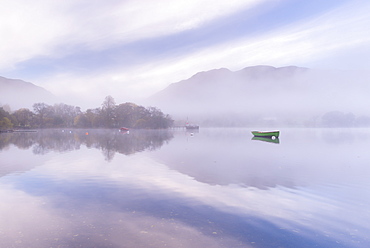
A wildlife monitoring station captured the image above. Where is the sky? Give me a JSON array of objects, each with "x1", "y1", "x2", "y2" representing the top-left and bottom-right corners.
[{"x1": 1, "y1": 0, "x2": 370, "y2": 109}]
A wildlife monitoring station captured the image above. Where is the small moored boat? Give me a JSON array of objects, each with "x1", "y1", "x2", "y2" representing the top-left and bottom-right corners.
[
  {"x1": 119, "y1": 127, "x2": 129, "y2": 132},
  {"x1": 251, "y1": 130, "x2": 280, "y2": 138}
]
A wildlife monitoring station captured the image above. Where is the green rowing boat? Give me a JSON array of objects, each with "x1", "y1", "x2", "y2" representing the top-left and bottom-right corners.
[{"x1": 251, "y1": 130, "x2": 280, "y2": 138}]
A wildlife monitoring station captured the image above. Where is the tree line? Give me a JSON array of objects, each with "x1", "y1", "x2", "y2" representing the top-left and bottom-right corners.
[{"x1": 0, "y1": 96, "x2": 173, "y2": 130}]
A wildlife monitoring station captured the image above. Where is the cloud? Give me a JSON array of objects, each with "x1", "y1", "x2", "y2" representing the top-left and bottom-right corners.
[
  {"x1": 0, "y1": 1, "x2": 66, "y2": 69},
  {"x1": 0, "y1": 0, "x2": 262, "y2": 69},
  {"x1": 2, "y1": 0, "x2": 370, "y2": 109},
  {"x1": 175, "y1": 0, "x2": 370, "y2": 70}
]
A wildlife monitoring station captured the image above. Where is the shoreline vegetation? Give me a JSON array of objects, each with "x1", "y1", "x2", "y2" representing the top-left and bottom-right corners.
[
  {"x1": 0, "y1": 96, "x2": 174, "y2": 131},
  {"x1": 2, "y1": 95, "x2": 370, "y2": 130}
]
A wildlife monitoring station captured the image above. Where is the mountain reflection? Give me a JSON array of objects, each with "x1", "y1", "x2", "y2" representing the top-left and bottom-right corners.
[{"x1": 0, "y1": 129, "x2": 173, "y2": 161}]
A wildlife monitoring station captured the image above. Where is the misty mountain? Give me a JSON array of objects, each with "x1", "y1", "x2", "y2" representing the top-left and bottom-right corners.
[
  {"x1": 0, "y1": 76, "x2": 57, "y2": 111},
  {"x1": 147, "y1": 65, "x2": 370, "y2": 126}
]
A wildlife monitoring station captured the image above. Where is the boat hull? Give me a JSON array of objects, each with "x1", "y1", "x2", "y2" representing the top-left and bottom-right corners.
[{"x1": 251, "y1": 130, "x2": 279, "y2": 138}]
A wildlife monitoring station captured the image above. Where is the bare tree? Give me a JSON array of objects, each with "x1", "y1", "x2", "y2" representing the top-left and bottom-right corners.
[{"x1": 101, "y1": 96, "x2": 116, "y2": 128}]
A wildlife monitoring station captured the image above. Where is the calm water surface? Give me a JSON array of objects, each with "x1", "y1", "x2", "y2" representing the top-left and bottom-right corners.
[{"x1": 0, "y1": 128, "x2": 369, "y2": 248}]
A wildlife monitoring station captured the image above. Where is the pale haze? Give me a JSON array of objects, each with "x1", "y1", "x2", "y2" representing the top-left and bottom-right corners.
[{"x1": 1, "y1": 0, "x2": 370, "y2": 109}]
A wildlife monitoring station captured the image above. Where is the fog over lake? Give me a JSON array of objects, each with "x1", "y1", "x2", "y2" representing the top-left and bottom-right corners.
[
  {"x1": 1, "y1": 128, "x2": 369, "y2": 247},
  {"x1": 147, "y1": 67, "x2": 370, "y2": 127},
  {"x1": 2, "y1": 2, "x2": 370, "y2": 247}
]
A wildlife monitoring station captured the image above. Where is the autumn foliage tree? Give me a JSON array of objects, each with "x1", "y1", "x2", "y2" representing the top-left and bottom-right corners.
[{"x1": 0, "y1": 107, "x2": 14, "y2": 130}]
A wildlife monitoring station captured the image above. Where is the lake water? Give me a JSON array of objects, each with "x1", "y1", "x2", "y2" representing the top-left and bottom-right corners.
[{"x1": 0, "y1": 128, "x2": 370, "y2": 248}]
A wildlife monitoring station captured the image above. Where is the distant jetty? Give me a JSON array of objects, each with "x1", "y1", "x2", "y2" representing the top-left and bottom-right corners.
[
  {"x1": 171, "y1": 125, "x2": 199, "y2": 130},
  {"x1": 0, "y1": 129, "x2": 38, "y2": 133}
]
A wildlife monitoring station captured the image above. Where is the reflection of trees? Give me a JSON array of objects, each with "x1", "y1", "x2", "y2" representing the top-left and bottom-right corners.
[
  {"x1": 0, "y1": 129, "x2": 173, "y2": 161},
  {"x1": 0, "y1": 133, "x2": 12, "y2": 150},
  {"x1": 89, "y1": 129, "x2": 174, "y2": 161}
]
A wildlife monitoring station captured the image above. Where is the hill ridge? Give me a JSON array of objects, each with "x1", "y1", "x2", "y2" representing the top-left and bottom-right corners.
[
  {"x1": 146, "y1": 65, "x2": 370, "y2": 126},
  {"x1": 0, "y1": 76, "x2": 57, "y2": 110}
]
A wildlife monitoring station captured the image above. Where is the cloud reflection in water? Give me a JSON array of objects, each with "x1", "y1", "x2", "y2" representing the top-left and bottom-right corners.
[{"x1": 0, "y1": 128, "x2": 369, "y2": 247}]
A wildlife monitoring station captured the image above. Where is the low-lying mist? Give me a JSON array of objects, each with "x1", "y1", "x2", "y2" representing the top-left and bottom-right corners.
[{"x1": 146, "y1": 66, "x2": 370, "y2": 127}]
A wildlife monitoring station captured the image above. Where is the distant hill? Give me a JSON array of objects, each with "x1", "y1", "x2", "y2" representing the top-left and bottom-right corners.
[
  {"x1": 147, "y1": 65, "x2": 370, "y2": 126},
  {"x1": 0, "y1": 76, "x2": 57, "y2": 111}
]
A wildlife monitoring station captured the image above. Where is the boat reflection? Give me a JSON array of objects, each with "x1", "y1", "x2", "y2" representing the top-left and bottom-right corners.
[{"x1": 252, "y1": 136, "x2": 280, "y2": 144}]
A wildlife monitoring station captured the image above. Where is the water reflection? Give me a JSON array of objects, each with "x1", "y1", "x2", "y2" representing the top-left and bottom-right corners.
[
  {"x1": 151, "y1": 128, "x2": 370, "y2": 190},
  {"x1": 0, "y1": 129, "x2": 173, "y2": 161},
  {"x1": 0, "y1": 128, "x2": 370, "y2": 247}
]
